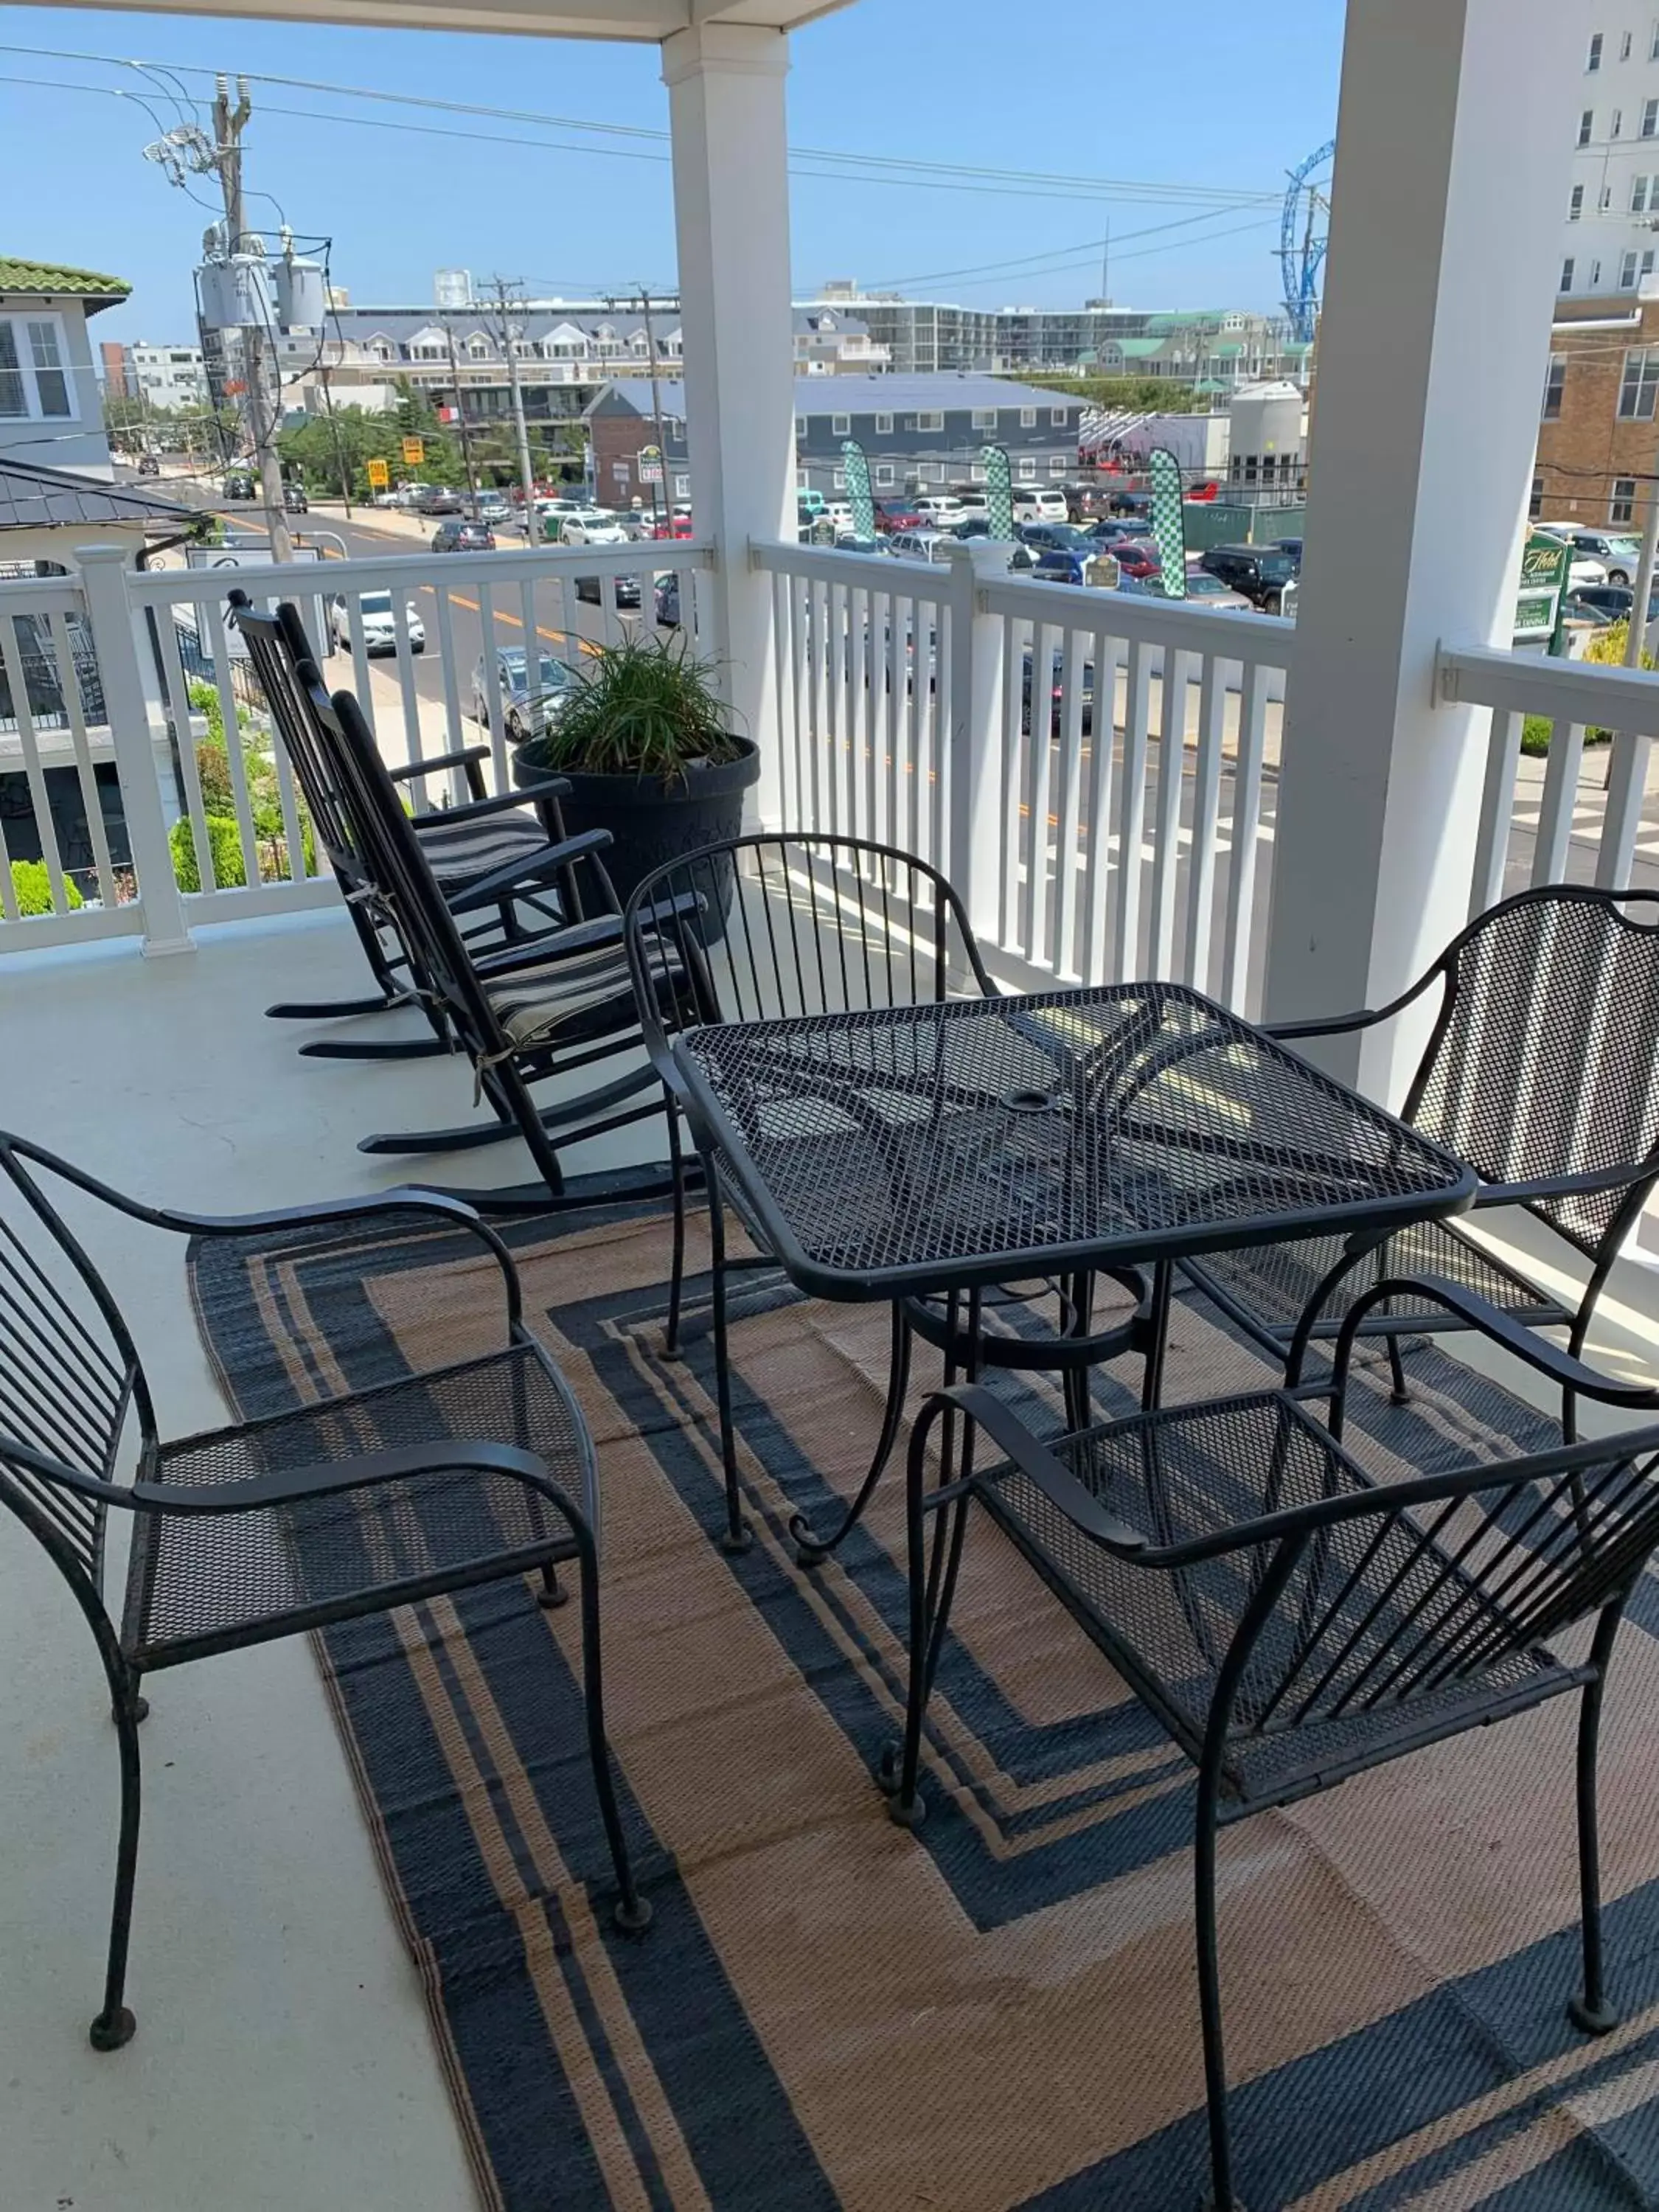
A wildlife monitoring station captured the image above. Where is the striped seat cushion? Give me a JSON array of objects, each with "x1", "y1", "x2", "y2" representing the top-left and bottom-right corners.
[
  {"x1": 484, "y1": 939, "x2": 661, "y2": 1051},
  {"x1": 416, "y1": 808, "x2": 550, "y2": 885}
]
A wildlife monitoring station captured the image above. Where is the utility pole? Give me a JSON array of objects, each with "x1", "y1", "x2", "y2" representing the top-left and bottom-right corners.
[
  {"x1": 212, "y1": 75, "x2": 293, "y2": 560},
  {"x1": 319, "y1": 361, "x2": 353, "y2": 518},
  {"x1": 486, "y1": 276, "x2": 540, "y2": 540},
  {"x1": 639, "y1": 285, "x2": 667, "y2": 532},
  {"x1": 443, "y1": 322, "x2": 480, "y2": 510}
]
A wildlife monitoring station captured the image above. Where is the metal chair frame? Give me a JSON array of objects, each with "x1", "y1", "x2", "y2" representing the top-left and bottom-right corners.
[
  {"x1": 1186, "y1": 886, "x2": 1659, "y2": 1431},
  {"x1": 231, "y1": 593, "x2": 577, "y2": 1057},
  {"x1": 888, "y1": 1274, "x2": 1659, "y2": 2210},
  {"x1": 0, "y1": 1133, "x2": 650, "y2": 2052}
]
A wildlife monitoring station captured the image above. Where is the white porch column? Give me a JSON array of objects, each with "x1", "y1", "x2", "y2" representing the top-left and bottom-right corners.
[
  {"x1": 1261, "y1": 0, "x2": 1582, "y2": 1099},
  {"x1": 663, "y1": 23, "x2": 796, "y2": 827}
]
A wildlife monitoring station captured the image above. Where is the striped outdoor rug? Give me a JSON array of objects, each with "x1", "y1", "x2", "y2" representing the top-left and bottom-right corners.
[{"x1": 188, "y1": 1199, "x2": 1659, "y2": 2211}]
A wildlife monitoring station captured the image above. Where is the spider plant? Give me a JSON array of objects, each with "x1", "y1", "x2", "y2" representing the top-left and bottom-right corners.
[{"x1": 521, "y1": 632, "x2": 747, "y2": 780}]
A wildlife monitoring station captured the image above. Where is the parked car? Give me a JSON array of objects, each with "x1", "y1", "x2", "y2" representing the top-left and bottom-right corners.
[
  {"x1": 1567, "y1": 552, "x2": 1611, "y2": 591},
  {"x1": 411, "y1": 484, "x2": 464, "y2": 515},
  {"x1": 1031, "y1": 549, "x2": 1096, "y2": 587},
  {"x1": 1273, "y1": 538, "x2": 1304, "y2": 571},
  {"x1": 652, "y1": 512, "x2": 695, "y2": 541},
  {"x1": 1022, "y1": 644, "x2": 1096, "y2": 736},
  {"x1": 432, "y1": 519, "x2": 495, "y2": 553},
  {"x1": 654, "y1": 571, "x2": 682, "y2": 627},
  {"x1": 1560, "y1": 591, "x2": 1620, "y2": 628},
  {"x1": 221, "y1": 471, "x2": 257, "y2": 501},
  {"x1": 136, "y1": 453, "x2": 160, "y2": 477},
  {"x1": 874, "y1": 498, "x2": 924, "y2": 535},
  {"x1": 393, "y1": 482, "x2": 431, "y2": 509},
  {"x1": 470, "y1": 648, "x2": 579, "y2": 741},
  {"x1": 560, "y1": 510, "x2": 629, "y2": 547},
  {"x1": 282, "y1": 481, "x2": 308, "y2": 514},
  {"x1": 328, "y1": 589, "x2": 425, "y2": 655},
  {"x1": 1539, "y1": 526, "x2": 1640, "y2": 586},
  {"x1": 470, "y1": 491, "x2": 511, "y2": 526},
  {"x1": 573, "y1": 571, "x2": 643, "y2": 607},
  {"x1": 1119, "y1": 570, "x2": 1253, "y2": 611},
  {"x1": 1088, "y1": 516, "x2": 1154, "y2": 541},
  {"x1": 1012, "y1": 486, "x2": 1069, "y2": 523},
  {"x1": 1017, "y1": 521, "x2": 1096, "y2": 554},
  {"x1": 886, "y1": 529, "x2": 955, "y2": 563},
  {"x1": 910, "y1": 495, "x2": 967, "y2": 529},
  {"x1": 1199, "y1": 543, "x2": 1300, "y2": 613},
  {"x1": 1099, "y1": 538, "x2": 1161, "y2": 580}
]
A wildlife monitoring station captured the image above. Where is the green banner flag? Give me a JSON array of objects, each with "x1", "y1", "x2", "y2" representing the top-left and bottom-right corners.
[
  {"x1": 1148, "y1": 448, "x2": 1187, "y2": 599},
  {"x1": 984, "y1": 445, "x2": 1014, "y2": 540},
  {"x1": 841, "y1": 440, "x2": 875, "y2": 541}
]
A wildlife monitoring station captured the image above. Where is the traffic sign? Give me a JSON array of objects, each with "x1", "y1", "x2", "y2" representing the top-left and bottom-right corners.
[
  {"x1": 366, "y1": 457, "x2": 389, "y2": 490},
  {"x1": 401, "y1": 436, "x2": 425, "y2": 467}
]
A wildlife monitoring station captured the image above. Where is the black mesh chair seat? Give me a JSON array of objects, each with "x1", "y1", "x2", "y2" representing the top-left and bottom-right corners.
[
  {"x1": 1192, "y1": 1214, "x2": 1565, "y2": 1346},
  {"x1": 984, "y1": 1391, "x2": 1571, "y2": 1810},
  {"x1": 125, "y1": 1348, "x2": 592, "y2": 1666},
  {"x1": 417, "y1": 807, "x2": 552, "y2": 886}
]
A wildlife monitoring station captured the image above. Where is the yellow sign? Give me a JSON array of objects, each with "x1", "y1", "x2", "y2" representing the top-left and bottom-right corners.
[
  {"x1": 401, "y1": 437, "x2": 425, "y2": 467},
  {"x1": 366, "y1": 457, "x2": 389, "y2": 490}
]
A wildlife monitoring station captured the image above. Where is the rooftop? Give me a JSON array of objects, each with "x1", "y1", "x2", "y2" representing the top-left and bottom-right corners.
[
  {"x1": 0, "y1": 257, "x2": 130, "y2": 311},
  {"x1": 0, "y1": 457, "x2": 196, "y2": 534},
  {"x1": 591, "y1": 369, "x2": 1082, "y2": 416}
]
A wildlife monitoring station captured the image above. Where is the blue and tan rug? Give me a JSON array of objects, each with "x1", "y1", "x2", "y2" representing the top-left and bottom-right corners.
[{"x1": 189, "y1": 1199, "x2": 1659, "y2": 2211}]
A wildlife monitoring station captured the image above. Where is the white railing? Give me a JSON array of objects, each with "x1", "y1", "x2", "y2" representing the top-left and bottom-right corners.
[
  {"x1": 757, "y1": 538, "x2": 1295, "y2": 1012},
  {"x1": 1438, "y1": 642, "x2": 1659, "y2": 910},
  {"x1": 0, "y1": 538, "x2": 714, "y2": 954}
]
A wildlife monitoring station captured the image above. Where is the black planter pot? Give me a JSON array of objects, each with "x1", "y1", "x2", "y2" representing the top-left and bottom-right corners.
[{"x1": 512, "y1": 735, "x2": 762, "y2": 922}]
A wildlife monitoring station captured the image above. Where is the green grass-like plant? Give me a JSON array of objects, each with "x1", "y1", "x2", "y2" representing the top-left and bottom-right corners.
[{"x1": 521, "y1": 633, "x2": 745, "y2": 780}]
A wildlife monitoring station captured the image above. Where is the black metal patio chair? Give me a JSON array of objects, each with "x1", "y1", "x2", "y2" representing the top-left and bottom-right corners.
[
  {"x1": 231, "y1": 593, "x2": 583, "y2": 1060},
  {"x1": 1186, "y1": 885, "x2": 1659, "y2": 1430},
  {"x1": 886, "y1": 1274, "x2": 1659, "y2": 2211},
  {"x1": 0, "y1": 1132, "x2": 650, "y2": 2053},
  {"x1": 306, "y1": 664, "x2": 676, "y2": 1205}
]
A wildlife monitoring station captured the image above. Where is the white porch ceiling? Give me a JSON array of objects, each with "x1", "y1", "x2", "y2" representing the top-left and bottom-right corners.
[{"x1": 33, "y1": 0, "x2": 855, "y2": 38}]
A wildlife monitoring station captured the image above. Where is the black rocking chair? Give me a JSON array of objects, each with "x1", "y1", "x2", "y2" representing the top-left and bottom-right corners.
[
  {"x1": 231, "y1": 591, "x2": 581, "y2": 1058},
  {"x1": 887, "y1": 1273, "x2": 1659, "y2": 2211},
  {"x1": 1186, "y1": 885, "x2": 1659, "y2": 1430},
  {"x1": 0, "y1": 1133, "x2": 650, "y2": 2052}
]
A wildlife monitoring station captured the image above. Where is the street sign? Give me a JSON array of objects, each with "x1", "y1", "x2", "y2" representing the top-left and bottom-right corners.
[
  {"x1": 401, "y1": 436, "x2": 425, "y2": 467},
  {"x1": 639, "y1": 460, "x2": 664, "y2": 484},
  {"x1": 366, "y1": 457, "x2": 389, "y2": 490}
]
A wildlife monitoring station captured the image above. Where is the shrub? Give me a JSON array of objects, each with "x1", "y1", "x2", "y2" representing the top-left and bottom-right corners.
[
  {"x1": 170, "y1": 813, "x2": 315, "y2": 892},
  {"x1": 10, "y1": 860, "x2": 83, "y2": 916}
]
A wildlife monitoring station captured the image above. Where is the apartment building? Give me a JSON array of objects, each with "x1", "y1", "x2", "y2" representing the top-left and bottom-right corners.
[
  {"x1": 127, "y1": 342, "x2": 209, "y2": 411},
  {"x1": 1563, "y1": 18, "x2": 1659, "y2": 300}
]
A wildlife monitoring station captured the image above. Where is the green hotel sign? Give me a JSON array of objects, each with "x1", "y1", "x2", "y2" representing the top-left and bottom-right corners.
[{"x1": 1514, "y1": 530, "x2": 1571, "y2": 645}]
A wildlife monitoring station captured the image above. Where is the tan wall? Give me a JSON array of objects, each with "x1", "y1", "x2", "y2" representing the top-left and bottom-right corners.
[{"x1": 1534, "y1": 296, "x2": 1659, "y2": 522}]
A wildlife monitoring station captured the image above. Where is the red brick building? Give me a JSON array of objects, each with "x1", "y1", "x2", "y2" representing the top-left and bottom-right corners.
[{"x1": 1533, "y1": 291, "x2": 1659, "y2": 528}]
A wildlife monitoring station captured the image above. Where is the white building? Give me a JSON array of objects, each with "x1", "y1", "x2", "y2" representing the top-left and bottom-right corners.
[
  {"x1": 1563, "y1": 15, "x2": 1659, "y2": 296},
  {"x1": 128, "y1": 341, "x2": 209, "y2": 411}
]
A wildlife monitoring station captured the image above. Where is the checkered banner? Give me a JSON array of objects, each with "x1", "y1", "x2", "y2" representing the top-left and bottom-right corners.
[
  {"x1": 1149, "y1": 446, "x2": 1187, "y2": 599},
  {"x1": 983, "y1": 445, "x2": 1014, "y2": 540},
  {"x1": 841, "y1": 440, "x2": 875, "y2": 541}
]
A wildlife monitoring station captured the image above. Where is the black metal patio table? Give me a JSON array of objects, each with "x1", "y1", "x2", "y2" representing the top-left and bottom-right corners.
[{"x1": 669, "y1": 978, "x2": 1478, "y2": 1552}]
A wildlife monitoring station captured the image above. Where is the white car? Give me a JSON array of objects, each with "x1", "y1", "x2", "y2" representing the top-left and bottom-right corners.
[
  {"x1": 886, "y1": 529, "x2": 956, "y2": 564},
  {"x1": 1013, "y1": 487, "x2": 1070, "y2": 523},
  {"x1": 822, "y1": 499, "x2": 856, "y2": 531},
  {"x1": 1540, "y1": 525, "x2": 1639, "y2": 585},
  {"x1": 910, "y1": 495, "x2": 967, "y2": 528},
  {"x1": 330, "y1": 588, "x2": 425, "y2": 655},
  {"x1": 535, "y1": 495, "x2": 588, "y2": 521},
  {"x1": 560, "y1": 509, "x2": 630, "y2": 547}
]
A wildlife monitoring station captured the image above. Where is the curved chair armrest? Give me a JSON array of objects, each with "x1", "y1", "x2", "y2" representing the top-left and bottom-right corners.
[
  {"x1": 389, "y1": 744, "x2": 491, "y2": 786},
  {"x1": 1332, "y1": 1273, "x2": 1659, "y2": 1419},
  {"x1": 1262, "y1": 959, "x2": 1444, "y2": 1045},
  {"x1": 130, "y1": 1438, "x2": 552, "y2": 1515},
  {"x1": 1473, "y1": 1161, "x2": 1659, "y2": 1208},
  {"x1": 923, "y1": 1384, "x2": 1150, "y2": 1555},
  {"x1": 447, "y1": 827, "x2": 613, "y2": 916},
  {"x1": 416, "y1": 782, "x2": 572, "y2": 829}
]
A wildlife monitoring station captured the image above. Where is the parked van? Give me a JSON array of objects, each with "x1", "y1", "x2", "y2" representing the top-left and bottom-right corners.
[{"x1": 1012, "y1": 486, "x2": 1069, "y2": 523}]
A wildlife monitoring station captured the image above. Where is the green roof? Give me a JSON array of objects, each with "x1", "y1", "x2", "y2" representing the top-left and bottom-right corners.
[
  {"x1": 0, "y1": 258, "x2": 130, "y2": 313},
  {"x1": 1116, "y1": 338, "x2": 1166, "y2": 358},
  {"x1": 1213, "y1": 342, "x2": 1243, "y2": 357}
]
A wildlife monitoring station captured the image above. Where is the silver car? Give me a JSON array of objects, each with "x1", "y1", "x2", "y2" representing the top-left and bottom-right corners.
[{"x1": 470, "y1": 647, "x2": 580, "y2": 742}]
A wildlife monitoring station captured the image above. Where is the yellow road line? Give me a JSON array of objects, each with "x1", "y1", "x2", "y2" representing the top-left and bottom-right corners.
[{"x1": 437, "y1": 588, "x2": 597, "y2": 656}]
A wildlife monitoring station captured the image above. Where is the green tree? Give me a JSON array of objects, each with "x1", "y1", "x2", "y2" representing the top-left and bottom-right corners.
[{"x1": 1004, "y1": 372, "x2": 1202, "y2": 412}]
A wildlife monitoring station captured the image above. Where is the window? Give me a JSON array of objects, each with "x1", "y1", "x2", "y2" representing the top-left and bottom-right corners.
[
  {"x1": 1571, "y1": 184, "x2": 1586, "y2": 219},
  {"x1": 832, "y1": 467, "x2": 846, "y2": 490},
  {"x1": 1580, "y1": 108, "x2": 1596, "y2": 145},
  {"x1": 1019, "y1": 406, "x2": 1037, "y2": 427},
  {"x1": 1614, "y1": 108, "x2": 1625, "y2": 136},
  {"x1": 0, "y1": 314, "x2": 73, "y2": 420},
  {"x1": 874, "y1": 411, "x2": 893, "y2": 435},
  {"x1": 1543, "y1": 356, "x2": 1568, "y2": 418},
  {"x1": 1588, "y1": 30, "x2": 1604, "y2": 69},
  {"x1": 916, "y1": 411, "x2": 944, "y2": 432},
  {"x1": 1652, "y1": 19, "x2": 1659, "y2": 58},
  {"x1": 1017, "y1": 456, "x2": 1037, "y2": 481},
  {"x1": 1601, "y1": 184, "x2": 1614, "y2": 209},
  {"x1": 830, "y1": 411, "x2": 850, "y2": 435},
  {"x1": 1623, "y1": 29, "x2": 1634, "y2": 58},
  {"x1": 970, "y1": 407, "x2": 996, "y2": 430},
  {"x1": 1051, "y1": 406, "x2": 1068, "y2": 426},
  {"x1": 1633, "y1": 175, "x2": 1649, "y2": 212},
  {"x1": 1645, "y1": 96, "x2": 1659, "y2": 134},
  {"x1": 1619, "y1": 345, "x2": 1659, "y2": 416},
  {"x1": 1592, "y1": 258, "x2": 1604, "y2": 284},
  {"x1": 970, "y1": 462, "x2": 987, "y2": 481},
  {"x1": 1530, "y1": 473, "x2": 1545, "y2": 521},
  {"x1": 1623, "y1": 249, "x2": 1641, "y2": 288},
  {"x1": 1612, "y1": 476, "x2": 1638, "y2": 524},
  {"x1": 1562, "y1": 256, "x2": 1577, "y2": 291},
  {"x1": 1048, "y1": 454, "x2": 1068, "y2": 476},
  {"x1": 1644, "y1": 248, "x2": 1655, "y2": 279},
  {"x1": 874, "y1": 462, "x2": 896, "y2": 487}
]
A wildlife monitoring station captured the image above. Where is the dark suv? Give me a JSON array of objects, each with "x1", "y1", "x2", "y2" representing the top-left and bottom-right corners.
[
  {"x1": 432, "y1": 519, "x2": 495, "y2": 553},
  {"x1": 1198, "y1": 543, "x2": 1298, "y2": 613}
]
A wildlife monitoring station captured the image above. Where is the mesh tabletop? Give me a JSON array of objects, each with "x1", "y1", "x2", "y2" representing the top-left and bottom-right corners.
[{"x1": 674, "y1": 982, "x2": 1476, "y2": 1300}]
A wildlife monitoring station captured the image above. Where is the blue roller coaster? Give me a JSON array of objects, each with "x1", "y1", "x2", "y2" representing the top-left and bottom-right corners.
[{"x1": 1281, "y1": 141, "x2": 1335, "y2": 344}]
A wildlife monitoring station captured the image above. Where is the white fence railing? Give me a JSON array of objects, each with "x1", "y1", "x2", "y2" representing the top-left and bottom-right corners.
[
  {"x1": 0, "y1": 538, "x2": 714, "y2": 953},
  {"x1": 757, "y1": 538, "x2": 1296, "y2": 1012},
  {"x1": 1437, "y1": 642, "x2": 1659, "y2": 910}
]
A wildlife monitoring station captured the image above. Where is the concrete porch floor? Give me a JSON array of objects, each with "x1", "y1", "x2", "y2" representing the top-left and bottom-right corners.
[
  {"x1": 0, "y1": 908, "x2": 663, "y2": 2212},
  {"x1": 5, "y1": 903, "x2": 1659, "y2": 2212}
]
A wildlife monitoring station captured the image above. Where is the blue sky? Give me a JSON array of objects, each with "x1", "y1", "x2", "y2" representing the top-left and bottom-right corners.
[{"x1": 0, "y1": 0, "x2": 1344, "y2": 342}]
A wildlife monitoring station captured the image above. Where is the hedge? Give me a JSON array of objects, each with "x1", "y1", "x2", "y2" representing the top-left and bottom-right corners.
[
  {"x1": 170, "y1": 813, "x2": 315, "y2": 892},
  {"x1": 10, "y1": 860, "x2": 83, "y2": 916}
]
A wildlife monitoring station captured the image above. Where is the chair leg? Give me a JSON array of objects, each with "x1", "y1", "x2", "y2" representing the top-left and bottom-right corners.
[
  {"x1": 706, "y1": 1169, "x2": 751, "y2": 1555},
  {"x1": 91, "y1": 1674, "x2": 143, "y2": 2051},
  {"x1": 1385, "y1": 1333, "x2": 1411, "y2": 1407},
  {"x1": 536, "y1": 1561, "x2": 568, "y2": 1610},
  {"x1": 664, "y1": 1105, "x2": 689, "y2": 1360},
  {"x1": 791, "y1": 1302, "x2": 911, "y2": 1567},
  {"x1": 1568, "y1": 1604, "x2": 1624, "y2": 2037},
  {"x1": 1194, "y1": 1773, "x2": 1245, "y2": 2211},
  {"x1": 569, "y1": 1526, "x2": 651, "y2": 1935}
]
